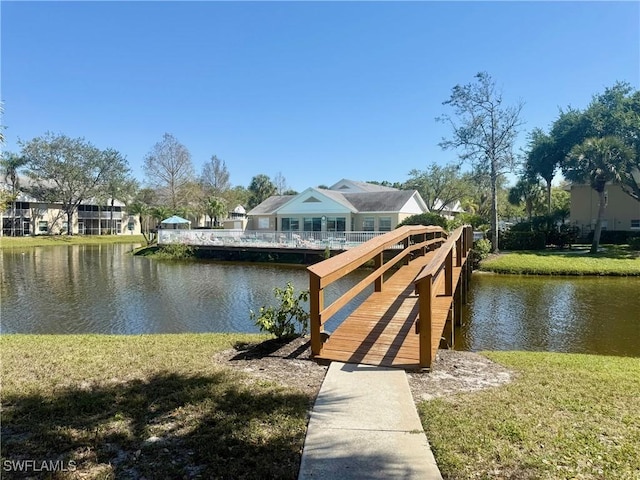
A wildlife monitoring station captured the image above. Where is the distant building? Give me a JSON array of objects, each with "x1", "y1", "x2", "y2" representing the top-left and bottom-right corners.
[
  {"x1": 569, "y1": 183, "x2": 640, "y2": 234},
  {"x1": 1, "y1": 182, "x2": 141, "y2": 236},
  {"x1": 246, "y1": 179, "x2": 429, "y2": 233}
]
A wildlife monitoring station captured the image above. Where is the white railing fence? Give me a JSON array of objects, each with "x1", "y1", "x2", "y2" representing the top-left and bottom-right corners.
[{"x1": 157, "y1": 229, "x2": 394, "y2": 250}]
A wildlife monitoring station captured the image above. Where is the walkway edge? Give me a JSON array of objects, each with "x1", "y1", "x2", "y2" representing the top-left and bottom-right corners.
[{"x1": 298, "y1": 361, "x2": 443, "y2": 479}]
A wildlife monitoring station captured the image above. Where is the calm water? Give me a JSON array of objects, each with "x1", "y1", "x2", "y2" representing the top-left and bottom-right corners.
[
  {"x1": 1, "y1": 245, "x2": 638, "y2": 356},
  {"x1": 0, "y1": 244, "x2": 370, "y2": 335},
  {"x1": 458, "y1": 273, "x2": 640, "y2": 357}
]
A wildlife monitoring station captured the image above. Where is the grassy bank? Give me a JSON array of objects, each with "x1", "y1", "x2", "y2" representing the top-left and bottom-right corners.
[
  {"x1": 419, "y1": 352, "x2": 640, "y2": 480},
  {"x1": 479, "y1": 246, "x2": 640, "y2": 275},
  {"x1": 4, "y1": 335, "x2": 639, "y2": 479},
  {"x1": 0, "y1": 333, "x2": 309, "y2": 480},
  {"x1": 0, "y1": 234, "x2": 147, "y2": 249}
]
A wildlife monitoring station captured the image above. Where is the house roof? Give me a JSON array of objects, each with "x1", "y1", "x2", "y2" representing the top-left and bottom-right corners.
[
  {"x1": 342, "y1": 190, "x2": 418, "y2": 212},
  {"x1": 246, "y1": 195, "x2": 295, "y2": 215},
  {"x1": 329, "y1": 179, "x2": 398, "y2": 193},
  {"x1": 248, "y1": 188, "x2": 426, "y2": 216}
]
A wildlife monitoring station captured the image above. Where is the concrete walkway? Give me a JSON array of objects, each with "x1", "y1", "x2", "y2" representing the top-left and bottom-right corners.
[{"x1": 298, "y1": 362, "x2": 443, "y2": 480}]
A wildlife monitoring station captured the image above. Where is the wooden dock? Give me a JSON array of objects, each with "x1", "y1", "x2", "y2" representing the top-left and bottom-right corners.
[{"x1": 308, "y1": 225, "x2": 472, "y2": 370}]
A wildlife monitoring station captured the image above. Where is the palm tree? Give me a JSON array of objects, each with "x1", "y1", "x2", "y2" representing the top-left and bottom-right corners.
[
  {"x1": 565, "y1": 136, "x2": 634, "y2": 253},
  {"x1": 127, "y1": 202, "x2": 152, "y2": 245},
  {"x1": 205, "y1": 196, "x2": 227, "y2": 227},
  {"x1": 1, "y1": 152, "x2": 29, "y2": 236}
]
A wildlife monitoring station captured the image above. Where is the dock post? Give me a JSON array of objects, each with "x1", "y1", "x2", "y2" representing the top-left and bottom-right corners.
[
  {"x1": 454, "y1": 280, "x2": 463, "y2": 326},
  {"x1": 309, "y1": 275, "x2": 324, "y2": 356},
  {"x1": 417, "y1": 276, "x2": 433, "y2": 369}
]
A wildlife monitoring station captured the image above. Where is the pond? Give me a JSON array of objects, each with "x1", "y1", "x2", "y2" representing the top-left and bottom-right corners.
[
  {"x1": 0, "y1": 244, "x2": 369, "y2": 335},
  {"x1": 457, "y1": 273, "x2": 640, "y2": 357},
  {"x1": 1, "y1": 244, "x2": 638, "y2": 357}
]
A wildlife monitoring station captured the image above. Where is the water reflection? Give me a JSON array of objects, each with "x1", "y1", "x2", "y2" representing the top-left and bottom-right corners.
[
  {"x1": 457, "y1": 273, "x2": 640, "y2": 357},
  {"x1": 0, "y1": 244, "x2": 369, "y2": 335},
  {"x1": 2, "y1": 246, "x2": 639, "y2": 357}
]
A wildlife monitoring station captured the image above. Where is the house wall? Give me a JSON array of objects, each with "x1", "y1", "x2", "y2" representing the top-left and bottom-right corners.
[
  {"x1": 570, "y1": 184, "x2": 640, "y2": 233},
  {"x1": 352, "y1": 213, "x2": 399, "y2": 231},
  {"x1": 2, "y1": 202, "x2": 143, "y2": 236},
  {"x1": 248, "y1": 215, "x2": 277, "y2": 231}
]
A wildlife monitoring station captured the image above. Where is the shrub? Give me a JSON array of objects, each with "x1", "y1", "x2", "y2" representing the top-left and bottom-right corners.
[
  {"x1": 397, "y1": 212, "x2": 448, "y2": 229},
  {"x1": 586, "y1": 230, "x2": 640, "y2": 245},
  {"x1": 448, "y1": 212, "x2": 488, "y2": 230},
  {"x1": 250, "y1": 282, "x2": 310, "y2": 339},
  {"x1": 630, "y1": 237, "x2": 640, "y2": 251},
  {"x1": 472, "y1": 238, "x2": 492, "y2": 268},
  {"x1": 547, "y1": 225, "x2": 580, "y2": 249},
  {"x1": 155, "y1": 243, "x2": 194, "y2": 259},
  {"x1": 499, "y1": 231, "x2": 546, "y2": 250}
]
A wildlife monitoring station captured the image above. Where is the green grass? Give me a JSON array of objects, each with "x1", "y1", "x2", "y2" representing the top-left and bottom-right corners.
[
  {"x1": 418, "y1": 352, "x2": 640, "y2": 480},
  {"x1": 479, "y1": 246, "x2": 640, "y2": 275},
  {"x1": 0, "y1": 334, "x2": 309, "y2": 480},
  {"x1": 0, "y1": 234, "x2": 147, "y2": 249}
]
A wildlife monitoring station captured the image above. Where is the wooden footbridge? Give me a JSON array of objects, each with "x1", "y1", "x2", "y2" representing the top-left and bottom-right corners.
[{"x1": 308, "y1": 225, "x2": 473, "y2": 370}]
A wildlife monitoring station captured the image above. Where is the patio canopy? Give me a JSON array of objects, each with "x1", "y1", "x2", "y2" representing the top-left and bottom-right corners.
[{"x1": 160, "y1": 215, "x2": 191, "y2": 229}]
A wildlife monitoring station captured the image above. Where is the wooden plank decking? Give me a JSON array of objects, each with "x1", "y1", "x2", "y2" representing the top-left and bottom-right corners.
[{"x1": 315, "y1": 251, "x2": 464, "y2": 369}]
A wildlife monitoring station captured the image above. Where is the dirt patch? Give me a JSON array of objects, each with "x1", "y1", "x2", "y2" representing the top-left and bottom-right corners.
[{"x1": 213, "y1": 336, "x2": 514, "y2": 403}]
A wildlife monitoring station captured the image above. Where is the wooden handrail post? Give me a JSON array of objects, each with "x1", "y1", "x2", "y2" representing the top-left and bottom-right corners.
[
  {"x1": 403, "y1": 237, "x2": 410, "y2": 265},
  {"x1": 445, "y1": 249, "x2": 453, "y2": 297},
  {"x1": 309, "y1": 274, "x2": 324, "y2": 356},
  {"x1": 456, "y1": 236, "x2": 463, "y2": 266},
  {"x1": 417, "y1": 276, "x2": 433, "y2": 369},
  {"x1": 374, "y1": 252, "x2": 384, "y2": 292}
]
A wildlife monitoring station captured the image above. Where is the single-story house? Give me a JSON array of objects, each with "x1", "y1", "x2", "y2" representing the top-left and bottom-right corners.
[
  {"x1": 569, "y1": 182, "x2": 640, "y2": 233},
  {"x1": 246, "y1": 179, "x2": 429, "y2": 233}
]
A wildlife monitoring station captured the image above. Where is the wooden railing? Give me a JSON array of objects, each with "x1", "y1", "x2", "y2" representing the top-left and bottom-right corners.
[
  {"x1": 413, "y1": 225, "x2": 473, "y2": 367},
  {"x1": 307, "y1": 225, "x2": 448, "y2": 356}
]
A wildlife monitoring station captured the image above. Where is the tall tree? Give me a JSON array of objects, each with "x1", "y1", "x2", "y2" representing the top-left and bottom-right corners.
[
  {"x1": 438, "y1": 72, "x2": 524, "y2": 252},
  {"x1": 102, "y1": 149, "x2": 137, "y2": 234},
  {"x1": 273, "y1": 171, "x2": 288, "y2": 195},
  {"x1": 507, "y1": 175, "x2": 545, "y2": 222},
  {"x1": 143, "y1": 133, "x2": 194, "y2": 210},
  {"x1": 404, "y1": 162, "x2": 469, "y2": 213},
  {"x1": 247, "y1": 174, "x2": 276, "y2": 209},
  {"x1": 553, "y1": 83, "x2": 640, "y2": 201},
  {"x1": 525, "y1": 128, "x2": 563, "y2": 214},
  {"x1": 20, "y1": 133, "x2": 128, "y2": 235},
  {"x1": 564, "y1": 136, "x2": 634, "y2": 253},
  {"x1": 201, "y1": 155, "x2": 230, "y2": 197}
]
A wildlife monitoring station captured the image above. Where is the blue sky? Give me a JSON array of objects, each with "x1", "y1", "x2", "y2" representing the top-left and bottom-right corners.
[{"x1": 2, "y1": 1, "x2": 638, "y2": 192}]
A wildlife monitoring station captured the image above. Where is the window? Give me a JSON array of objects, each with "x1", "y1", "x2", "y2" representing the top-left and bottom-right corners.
[
  {"x1": 258, "y1": 217, "x2": 270, "y2": 229},
  {"x1": 631, "y1": 220, "x2": 640, "y2": 230},
  {"x1": 363, "y1": 217, "x2": 375, "y2": 232},
  {"x1": 38, "y1": 221, "x2": 48, "y2": 233},
  {"x1": 326, "y1": 217, "x2": 346, "y2": 232},
  {"x1": 303, "y1": 217, "x2": 322, "y2": 232},
  {"x1": 379, "y1": 217, "x2": 392, "y2": 232},
  {"x1": 281, "y1": 218, "x2": 300, "y2": 231}
]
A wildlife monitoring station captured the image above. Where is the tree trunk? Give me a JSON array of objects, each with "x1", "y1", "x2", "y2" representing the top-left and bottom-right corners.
[
  {"x1": 546, "y1": 181, "x2": 552, "y2": 216},
  {"x1": 591, "y1": 188, "x2": 606, "y2": 254},
  {"x1": 490, "y1": 161, "x2": 499, "y2": 253},
  {"x1": 110, "y1": 199, "x2": 115, "y2": 235},
  {"x1": 66, "y1": 210, "x2": 74, "y2": 236}
]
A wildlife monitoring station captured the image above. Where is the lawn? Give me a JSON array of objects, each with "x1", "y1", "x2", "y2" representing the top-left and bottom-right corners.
[
  {"x1": 479, "y1": 245, "x2": 640, "y2": 275},
  {"x1": 419, "y1": 352, "x2": 640, "y2": 480},
  {"x1": 0, "y1": 334, "x2": 309, "y2": 480},
  {"x1": 0, "y1": 234, "x2": 147, "y2": 249},
  {"x1": 3, "y1": 335, "x2": 639, "y2": 480}
]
